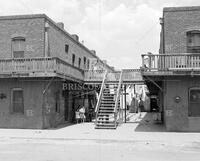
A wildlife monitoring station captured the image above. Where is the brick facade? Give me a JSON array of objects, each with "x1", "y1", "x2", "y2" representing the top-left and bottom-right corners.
[
  {"x1": 0, "y1": 16, "x2": 45, "y2": 58},
  {"x1": 161, "y1": 7, "x2": 200, "y2": 131},
  {"x1": 0, "y1": 14, "x2": 110, "y2": 129},
  {"x1": 163, "y1": 7, "x2": 200, "y2": 53}
]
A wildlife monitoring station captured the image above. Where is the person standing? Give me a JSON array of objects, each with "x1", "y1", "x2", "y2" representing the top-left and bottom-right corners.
[
  {"x1": 79, "y1": 106, "x2": 86, "y2": 123},
  {"x1": 138, "y1": 97, "x2": 144, "y2": 118}
]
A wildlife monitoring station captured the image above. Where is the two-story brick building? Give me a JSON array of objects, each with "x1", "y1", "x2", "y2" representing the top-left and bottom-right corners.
[
  {"x1": 142, "y1": 6, "x2": 200, "y2": 132},
  {"x1": 0, "y1": 14, "x2": 113, "y2": 129}
]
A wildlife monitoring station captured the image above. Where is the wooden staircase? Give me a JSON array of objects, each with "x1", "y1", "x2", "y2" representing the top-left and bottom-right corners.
[{"x1": 95, "y1": 71, "x2": 123, "y2": 129}]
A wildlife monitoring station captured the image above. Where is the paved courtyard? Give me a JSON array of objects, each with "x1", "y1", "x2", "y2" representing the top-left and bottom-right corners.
[{"x1": 0, "y1": 112, "x2": 200, "y2": 161}]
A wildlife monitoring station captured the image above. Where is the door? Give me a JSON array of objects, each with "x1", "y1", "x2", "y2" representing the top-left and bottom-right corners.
[{"x1": 189, "y1": 88, "x2": 200, "y2": 117}]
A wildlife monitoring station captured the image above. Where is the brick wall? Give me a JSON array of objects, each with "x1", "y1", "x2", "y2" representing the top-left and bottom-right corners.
[
  {"x1": 164, "y1": 7, "x2": 200, "y2": 53},
  {"x1": 0, "y1": 14, "x2": 112, "y2": 71},
  {"x1": 47, "y1": 20, "x2": 101, "y2": 70},
  {"x1": 0, "y1": 16, "x2": 45, "y2": 58},
  {"x1": 164, "y1": 77, "x2": 200, "y2": 132},
  {"x1": 0, "y1": 79, "x2": 44, "y2": 129}
]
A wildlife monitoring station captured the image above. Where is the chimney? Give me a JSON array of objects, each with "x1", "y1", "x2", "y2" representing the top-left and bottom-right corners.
[
  {"x1": 110, "y1": 66, "x2": 115, "y2": 70},
  {"x1": 103, "y1": 60, "x2": 107, "y2": 64},
  {"x1": 71, "y1": 34, "x2": 79, "y2": 41},
  {"x1": 57, "y1": 22, "x2": 64, "y2": 29},
  {"x1": 90, "y1": 50, "x2": 96, "y2": 55}
]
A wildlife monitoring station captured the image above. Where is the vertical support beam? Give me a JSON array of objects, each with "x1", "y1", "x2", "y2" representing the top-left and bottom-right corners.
[
  {"x1": 142, "y1": 55, "x2": 144, "y2": 67},
  {"x1": 120, "y1": 85, "x2": 123, "y2": 123},
  {"x1": 45, "y1": 22, "x2": 50, "y2": 57},
  {"x1": 124, "y1": 84, "x2": 127, "y2": 123},
  {"x1": 134, "y1": 84, "x2": 136, "y2": 94},
  {"x1": 84, "y1": 91, "x2": 89, "y2": 122},
  {"x1": 133, "y1": 84, "x2": 136, "y2": 113}
]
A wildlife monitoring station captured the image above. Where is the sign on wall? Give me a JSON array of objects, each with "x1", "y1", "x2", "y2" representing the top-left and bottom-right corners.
[
  {"x1": 166, "y1": 110, "x2": 173, "y2": 117},
  {"x1": 26, "y1": 110, "x2": 34, "y2": 117}
]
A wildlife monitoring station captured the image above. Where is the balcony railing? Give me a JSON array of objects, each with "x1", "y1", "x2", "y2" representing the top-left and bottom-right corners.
[
  {"x1": 84, "y1": 69, "x2": 143, "y2": 83},
  {"x1": 142, "y1": 53, "x2": 200, "y2": 71},
  {"x1": 0, "y1": 57, "x2": 144, "y2": 83},
  {"x1": 0, "y1": 57, "x2": 84, "y2": 80}
]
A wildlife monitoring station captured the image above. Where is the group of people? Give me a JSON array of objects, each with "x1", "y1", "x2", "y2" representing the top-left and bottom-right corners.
[
  {"x1": 75, "y1": 105, "x2": 93, "y2": 123},
  {"x1": 130, "y1": 97, "x2": 145, "y2": 117},
  {"x1": 75, "y1": 106, "x2": 86, "y2": 123}
]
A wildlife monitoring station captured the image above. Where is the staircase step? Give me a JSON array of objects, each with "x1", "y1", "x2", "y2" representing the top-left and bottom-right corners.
[
  {"x1": 99, "y1": 107, "x2": 114, "y2": 109},
  {"x1": 99, "y1": 110, "x2": 114, "y2": 113},
  {"x1": 101, "y1": 100, "x2": 115, "y2": 102},
  {"x1": 96, "y1": 120, "x2": 115, "y2": 123},
  {"x1": 98, "y1": 113, "x2": 114, "y2": 115},
  {"x1": 98, "y1": 113, "x2": 114, "y2": 116},
  {"x1": 101, "y1": 102, "x2": 115, "y2": 104},
  {"x1": 96, "y1": 121, "x2": 115, "y2": 125},
  {"x1": 98, "y1": 113, "x2": 115, "y2": 116},
  {"x1": 103, "y1": 95, "x2": 115, "y2": 97},
  {"x1": 101, "y1": 98, "x2": 114, "y2": 101},
  {"x1": 102, "y1": 97, "x2": 114, "y2": 100},
  {"x1": 95, "y1": 126, "x2": 116, "y2": 129},
  {"x1": 100, "y1": 104, "x2": 115, "y2": 106},
  {"x1": 95, "y1": 124, "x2": 116, "y2": 129}
]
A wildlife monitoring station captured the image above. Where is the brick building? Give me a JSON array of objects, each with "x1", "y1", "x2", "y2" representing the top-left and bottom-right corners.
[
  {"x1": 0, "y1": 14, "x2": 113, "y2": 129},
  {"x1": 142, "y1": 6, "x2": 200, "y2": 131}
]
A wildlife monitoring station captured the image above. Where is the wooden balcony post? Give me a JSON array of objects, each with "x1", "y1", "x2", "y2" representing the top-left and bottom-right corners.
[{"x1": 142, "y1": 55, "x2": 144, "y2": 67}]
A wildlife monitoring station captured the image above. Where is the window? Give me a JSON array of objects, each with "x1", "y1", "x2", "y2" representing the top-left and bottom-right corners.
[
  {"x1": 55, "y1": 91, "x2": 60, "y2": 113},
  {"x1": 189, "y1": 88, "x2": 200, "y2": 117},
  {"x1": 84, "y1": 57, "x2": 86, "y2": 69},
  {"x1": 12, "y1": 88, "x2": 24, "y2": 114},
  {"x1": 12, "y1": 37, "x2": 25, "y2": 58},
  {"x1": 65, "y1": 44, "x2": 69, "y2": 54},
  {"x1": 72, "y1": 54, "x2": 75, "y2": 66},
  {"x1": 78, "y1": 58, "x2": 81, "y2": 68},
  {"x1": 187, "y1": 30, "x2": 200, "y2": 53},
  {"x1": 87, "y1": 59, "x2": 90, "y2": 69}
]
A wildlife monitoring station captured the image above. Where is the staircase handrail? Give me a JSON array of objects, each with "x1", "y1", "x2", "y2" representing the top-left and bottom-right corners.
[
  {"x1": 95, "y1": 70, "x2": 108, "y2": 122},
  {"x1": 114, "y1": 70, "x2": 123, "y2": 114}
]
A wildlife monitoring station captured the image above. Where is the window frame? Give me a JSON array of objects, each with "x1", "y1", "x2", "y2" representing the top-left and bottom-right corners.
[
  {"x1": 65, "y1": 44, "x2": 69, "y2": 54},
  {"x1": 186, "y1": 30, "x2": 200, "y2": 53},
  {"x1": 84, "y1": 57, "x2": 86, "y2": 69},
  {"x1": 55, "y1": 91, "x2": 60, "y2": 113},
  {"x1": 11, "y1": 37, "x2": 26, "y2": 58},
  {"x1": 188, "y1": 87, "x2": 200, "y2": 117},
  {"x1": 78, "y1": 57, "x2": 81, "y2": 68},
  {"x1": 87, "y1": 59, "x2": 90, "y2": 69},
  {"x1": 11, "y1": 88, "x2": 24, "y2": 114},
  {"x1": 72, "y1": 54, "x2": 76, "y2": 66}
]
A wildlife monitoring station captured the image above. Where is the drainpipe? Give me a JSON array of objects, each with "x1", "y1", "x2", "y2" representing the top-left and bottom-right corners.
[
  {"x1": 45, "y1": 22, "x2": 50, "y2": 57},
  {"x1": 159, "y1": 16, "x2": 165, "y2": 124},
  {"x1": 159, "y1": 17, "x2": 165, "y2": 54},
  {"x1": 42, "y1": 78, "x2": 54, "y2": 129}
]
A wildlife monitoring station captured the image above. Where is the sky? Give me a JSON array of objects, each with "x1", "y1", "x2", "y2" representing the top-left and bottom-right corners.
[{"x1": 1, "y1": 0, "x2": 200, "y2": 69}]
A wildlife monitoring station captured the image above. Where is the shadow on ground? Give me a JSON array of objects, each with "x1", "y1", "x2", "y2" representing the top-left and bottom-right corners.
[{"x1": 127, "y1": 112, "x2": 166, "y2": 132}]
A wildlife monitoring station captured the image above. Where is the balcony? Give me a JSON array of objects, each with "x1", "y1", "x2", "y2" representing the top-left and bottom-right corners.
[
  {"x1": 84, "y1": 69, "x2": 143, "y2": 84},
  {"x1": 141, "y1": 53, "x2": 200, "y2": 76},
  {"x1": 0, "y1": 57, "x2": 84, "y2": 81},
  {"x1": 0, "y1": 57, "x2": 144, "y2": 83}
]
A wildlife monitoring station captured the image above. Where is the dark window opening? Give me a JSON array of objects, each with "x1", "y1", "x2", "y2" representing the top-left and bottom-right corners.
[
  {"x1": 12, "y1": 37, "x2": 25, "y2": 58},
  {"x1": 84, "y1": 57, "x2": 86, "y2": 69},
  {"x1": 87, "y1": 59, "x2": 90, "y2": 69},
  {"x1": 72, "y1": 54, "x2": 75, "y2": 66},
  {"x1": 12, "y1": 88, "x2": 24, "y2": 114},
  {"x1": 55, "y1": 91, "x2": 60, "y2": 113},
  {"x1": 78, "y1": 58, "x2": 81, "y2": 68},
  {"x1": 65, "y1": 44, "x2": 69, "y2": 54},
  {"x1": 189, "y1": 88, "x2": 200, "y2": 117},
  {"x1": 187, "y1": 30, "x2": 200, "y2": 53}
]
